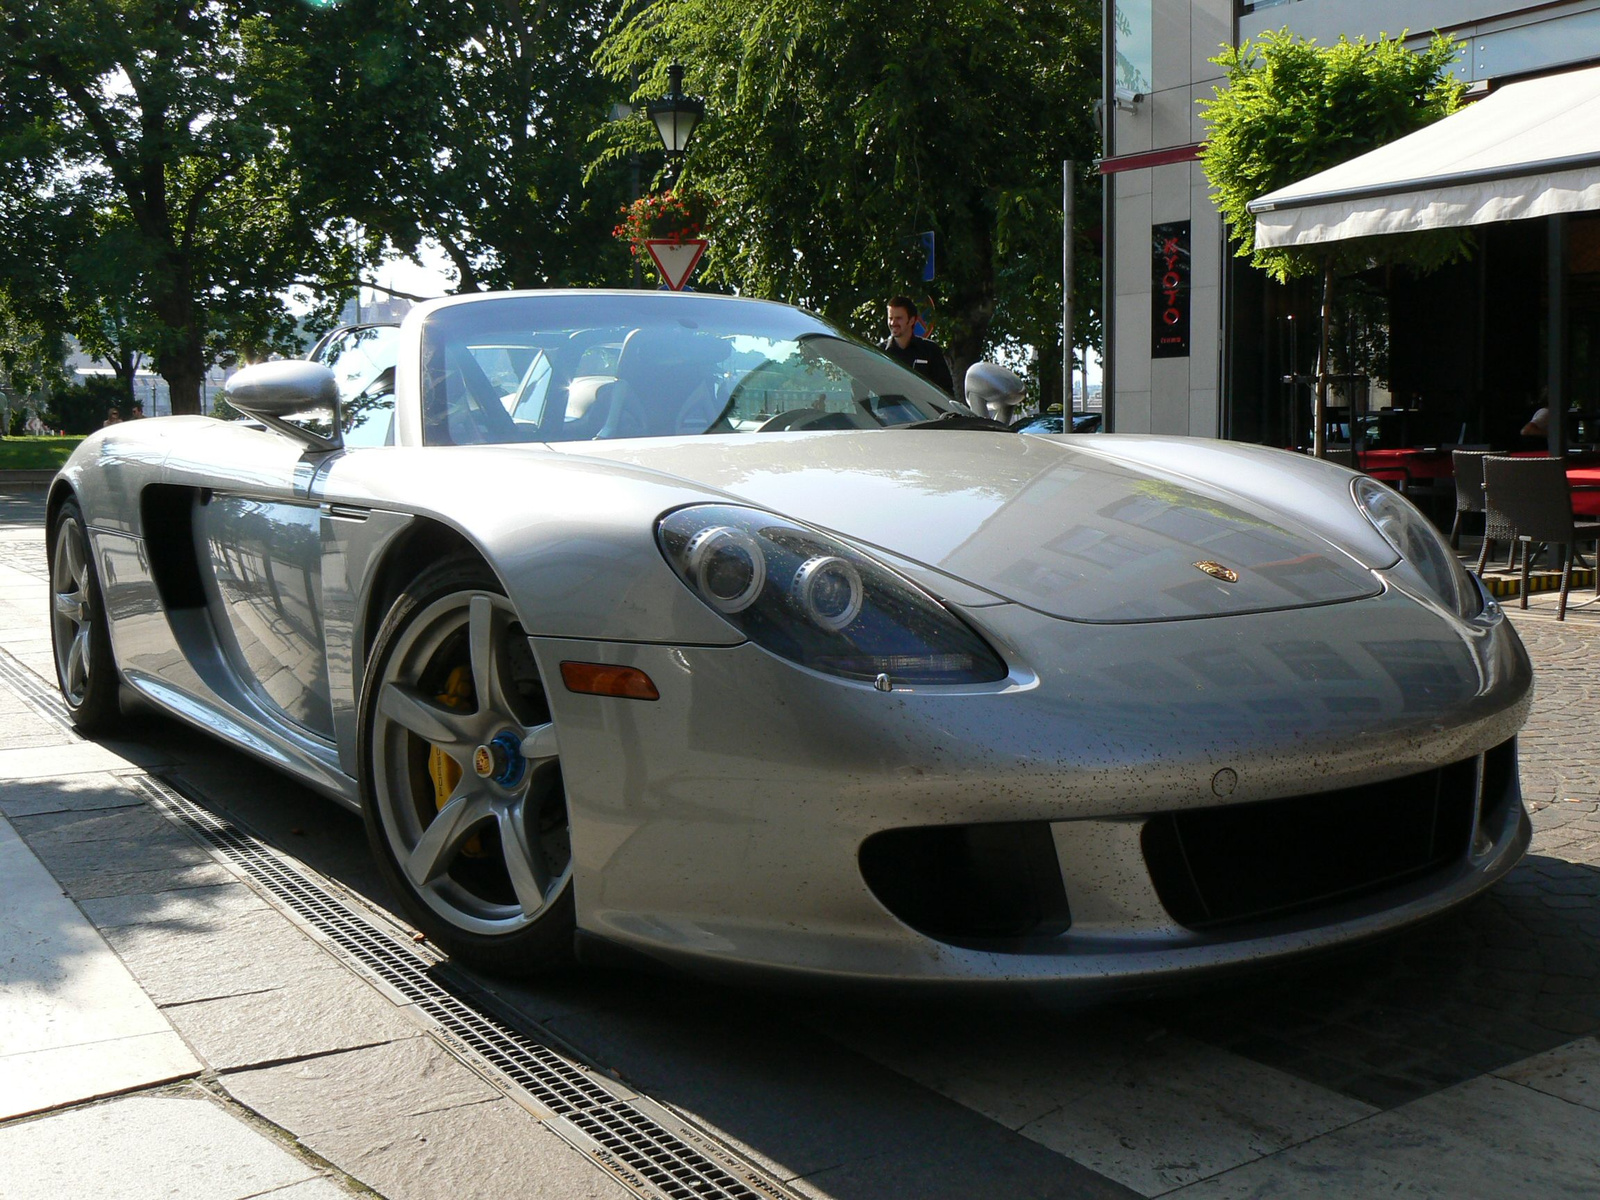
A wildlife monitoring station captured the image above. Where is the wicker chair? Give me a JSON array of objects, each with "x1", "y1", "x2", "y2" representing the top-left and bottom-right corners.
[
  {"x1": 1481, "y1": 455, "x2": 1600, "y2": 620},
  {"x1": 1476, "y1": 457, "x2": 1524, "y2": 576},
  {"x1": 1450, "y1": 449, "x2": 1493, "y2": 550}
]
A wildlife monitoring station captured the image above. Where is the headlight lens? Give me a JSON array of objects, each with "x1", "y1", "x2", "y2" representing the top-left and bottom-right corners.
[
  {"x1": 1352, "y1": 476, "x2": 1482, "y2": 618},
  {"x1": 790, "y1": 555, "x2": 864, "y2": 631},
  {"x1": 685, "y1": 525, "x2": 766, "y2": 613},
  {"x1": 658, "y1": 505, "x2": 1009, "y2": 684}
]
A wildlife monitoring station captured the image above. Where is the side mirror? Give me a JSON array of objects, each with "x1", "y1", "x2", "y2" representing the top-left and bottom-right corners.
[
  {"x1": 226, "y1": 361, "x2": 344, "y2": 453},
  {"x1": 964, "y1": 363, "x2": 1026, "y2": 425}
]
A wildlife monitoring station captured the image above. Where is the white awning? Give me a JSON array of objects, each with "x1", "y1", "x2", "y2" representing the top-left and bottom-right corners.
[{"x1": 1249, "y1": 63, "x2": 1600, "y2": 249}]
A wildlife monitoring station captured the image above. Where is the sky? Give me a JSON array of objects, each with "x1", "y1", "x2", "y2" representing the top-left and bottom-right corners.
[{"x1": 373, "y1": 241, "x2": 455, "y2": 301}]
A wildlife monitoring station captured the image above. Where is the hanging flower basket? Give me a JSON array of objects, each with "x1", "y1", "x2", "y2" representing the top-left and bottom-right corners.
[{"x1": 613, "y1": 190, "x2": 710, "y2": 258}]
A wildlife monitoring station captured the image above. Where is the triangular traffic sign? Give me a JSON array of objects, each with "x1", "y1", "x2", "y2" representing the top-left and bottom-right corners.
[{"x1": 644, "y1": 239, "x2": 708, "y2": 291}]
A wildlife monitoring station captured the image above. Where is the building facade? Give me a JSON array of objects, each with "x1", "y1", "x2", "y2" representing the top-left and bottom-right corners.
[{"x1": 1102, "y1": 0, "x2": 1600, "y2": 443}]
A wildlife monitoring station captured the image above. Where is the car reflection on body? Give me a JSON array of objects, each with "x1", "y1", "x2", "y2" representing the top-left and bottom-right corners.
[{"x1": 46, "y1": 289, "x2": 1532, "y2": 989}]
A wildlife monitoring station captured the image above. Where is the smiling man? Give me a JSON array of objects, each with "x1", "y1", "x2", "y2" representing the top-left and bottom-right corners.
[{"x1": 881, "y1": 295, "x2": 953, "y2": 396}]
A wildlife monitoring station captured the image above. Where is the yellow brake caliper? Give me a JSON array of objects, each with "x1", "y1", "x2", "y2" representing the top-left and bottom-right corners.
[{"x1": 427, "y1": 665, "x2": 485, "y2": 856}]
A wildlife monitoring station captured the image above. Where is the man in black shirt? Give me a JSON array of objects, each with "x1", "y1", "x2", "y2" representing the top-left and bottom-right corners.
[{"x1": 882, "y1": 295, "x2": 954, "y2": 395}]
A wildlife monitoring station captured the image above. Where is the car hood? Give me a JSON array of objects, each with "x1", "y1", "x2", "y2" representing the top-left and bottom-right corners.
[{"x1": 555, "y1": 432, "x2": 1382, "y2": 622}]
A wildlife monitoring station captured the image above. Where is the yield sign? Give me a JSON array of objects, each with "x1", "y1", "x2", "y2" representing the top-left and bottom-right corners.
[{"x1": 644, "y1": 239, "x2": 707, "y2": 291}]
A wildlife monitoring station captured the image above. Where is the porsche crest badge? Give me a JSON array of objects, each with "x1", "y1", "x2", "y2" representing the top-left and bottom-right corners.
[
  {"x1": 1193, "y1": 560, "x2": 1239, "y2": 583},
  {"x1": 473, "y1": 746, "x2": 495, "y2": 777}
]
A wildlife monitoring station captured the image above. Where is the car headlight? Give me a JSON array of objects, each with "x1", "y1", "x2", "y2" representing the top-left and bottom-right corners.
[
  {"x1": 658, "y1": 505, "x2": 1009, "y2": 685},
  {"x1": 1352, "y1": 476, "x2": 1482, "y2": 618}
]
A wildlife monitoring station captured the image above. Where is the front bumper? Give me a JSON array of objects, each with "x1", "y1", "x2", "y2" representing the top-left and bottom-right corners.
[{"x1": 534, "y1": 583, "x2": 1533, "y2": 989}]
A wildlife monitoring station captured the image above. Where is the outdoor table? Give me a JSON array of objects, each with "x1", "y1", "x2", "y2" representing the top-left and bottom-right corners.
[
  {"x1": 1567, "y1": 466, "x2": 1600, "y2": 517},
  {"x1": 1356, "y1": 448, "x2": 1455, "y2": 480},
  {"x1": 1354, "y1": 447, "x2": 1455, "y2": 490}
]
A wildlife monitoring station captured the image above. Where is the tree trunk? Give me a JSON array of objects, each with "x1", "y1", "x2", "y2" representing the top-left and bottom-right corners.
[
  {"x1": 1037, "y1": 340, "x2": 1063, "y2": 414},
  {"x1": 109, "y1": 347, "x2": 139, "y2": 408},
  {"x1": 153, "y1": 290, "x2": 206, "y2": 416},
  {"x1": 943, "y1": 293, "x2": 997, "y2": 408},
  {"x1": 1313, "y1": 256, "x2": 1335, "y2": 460},
  {"x1": 941, "y1": 219, "x2": 998, "y2": 407},
  {"x1": 157, "y1": 353, "x2": 205, "y2": 416},
  {"x1": 138, "y1": 220, "x2": 208, "y2": 415}
]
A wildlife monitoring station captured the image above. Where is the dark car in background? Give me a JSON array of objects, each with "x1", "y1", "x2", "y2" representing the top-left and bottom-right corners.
[{"x1": 1012, "y1": 412, "x2": 1102, "y2": 435}]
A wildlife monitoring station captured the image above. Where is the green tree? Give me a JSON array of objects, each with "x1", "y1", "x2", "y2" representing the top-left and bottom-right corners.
[
  {"x1": 253, "y1": 0, "x2": 634, "y2": 294},
  {"x1": 595, "y1": 0, "x2": 1100, "y2": 391},
  {"x1": 0, "y1": 144, "x2": 160, "y2": 409},
  {"x1": 0, "y1": 297, "x2": 64, "y2": 434},
  {"x1": 0, "y1": 0, "x2": 345, "y2": 414},
  {"x1": 42, "y1": 374, "x2": 126, "y2": 435},
  {"x1": 987, "y1": 172, "x2": 1103, "y2": 413},
  {"x1": 1200, "y1": 31, "x2": 1468, "y2": 456}
]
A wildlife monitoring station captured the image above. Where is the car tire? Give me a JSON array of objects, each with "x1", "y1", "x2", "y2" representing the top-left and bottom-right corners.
[
  {"x1": 48, "y1": 497, "x2": 122, "y2": 732},
  {"x1": 358, "y1": 557, "x2": 574, "y2": 976}
]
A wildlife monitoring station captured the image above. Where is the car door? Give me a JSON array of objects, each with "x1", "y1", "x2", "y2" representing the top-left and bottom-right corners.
[
  {"x1": 189, "y1": 326, "x2": 402, "y2": 742},
  {"x1": 194, "y1": 477, "x2": 335, "y2": 739}
]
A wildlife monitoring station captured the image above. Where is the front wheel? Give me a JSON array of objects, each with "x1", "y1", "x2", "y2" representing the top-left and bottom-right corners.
[
  {"x1": 48, "y1": 498, "x2": 122, "y2": 731},
  {"x1": 358, "y1": 559, "x2": 574, "y2": 975}
]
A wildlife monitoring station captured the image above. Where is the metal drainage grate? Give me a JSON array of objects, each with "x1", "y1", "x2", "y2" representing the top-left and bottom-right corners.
[
  {"x1": 0, "y1": 640, "x2": 796, "y2": 1200},
  {"x1": 128, "y1": 772, "x2": 796, "y2": 1200},
  {"x1": 0, "y1": 646, "x2": 79, "y2": 736}
]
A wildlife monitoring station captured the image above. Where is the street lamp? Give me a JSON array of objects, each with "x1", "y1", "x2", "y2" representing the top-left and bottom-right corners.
[{"x1": 646, "y1": 63, "x2": 704, "y2": 179}]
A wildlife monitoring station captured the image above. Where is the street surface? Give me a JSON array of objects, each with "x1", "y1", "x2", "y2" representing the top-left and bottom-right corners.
[{"x1": 1, "y1": 487, "x2": 1597, "y2": 1199}]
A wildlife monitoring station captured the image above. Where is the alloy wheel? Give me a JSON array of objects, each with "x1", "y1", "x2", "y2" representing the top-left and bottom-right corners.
[{"x1": 368, "y1": 589, "x2": 571, "y2": 937}]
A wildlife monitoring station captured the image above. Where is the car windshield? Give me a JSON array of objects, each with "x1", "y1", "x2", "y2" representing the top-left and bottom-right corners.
[{"x1": 418, "y1": 293, "x2": 965, "y2": 446}]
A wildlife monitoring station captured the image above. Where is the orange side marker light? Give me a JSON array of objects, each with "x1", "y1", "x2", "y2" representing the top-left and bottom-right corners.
[{"x1": 559, "y1": 661, "x2": 660, "y2": 701}]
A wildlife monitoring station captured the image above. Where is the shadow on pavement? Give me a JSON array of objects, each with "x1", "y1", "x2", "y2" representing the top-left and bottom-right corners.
[{"x1": 1134, "y1": 854, "x2": 1600, "y2": 1107}]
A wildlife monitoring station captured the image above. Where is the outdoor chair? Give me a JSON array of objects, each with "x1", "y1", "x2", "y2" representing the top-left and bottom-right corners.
[
  {"x1": 1480, "y1": 455, "x2": 1600, "y2": 620},
  {"x1": 1407, "y1": 442, "x2": 1487, "y2": 526},
  {"x1": 1450, "y1": 449, "x2": 1494, "y2": 550},
  {"x1": 1476, "y1": 458, "x2": 1525, "y2": 576}
]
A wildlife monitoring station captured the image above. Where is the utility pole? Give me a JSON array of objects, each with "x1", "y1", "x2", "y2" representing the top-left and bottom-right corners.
[{"x1": 1063, "y1": 161, "x2": 1075, "y2": 414}]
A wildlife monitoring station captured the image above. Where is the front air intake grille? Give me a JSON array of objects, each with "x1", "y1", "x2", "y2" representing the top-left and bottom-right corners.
[
  {"x1": 1143, "y1": 754, "x2": 1482, "y2": 931},
  {"x1": 859, "y1": 820, "x2": 1072, "y2": 941}
]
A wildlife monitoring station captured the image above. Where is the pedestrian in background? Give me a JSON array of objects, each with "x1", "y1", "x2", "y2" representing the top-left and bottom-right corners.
[
  {"x1": 1521, "y1": 389, "x2": 1551, "y2": 447},
  {"x1": 882, "y1": 296, "x2": 953, "y2": 395}
]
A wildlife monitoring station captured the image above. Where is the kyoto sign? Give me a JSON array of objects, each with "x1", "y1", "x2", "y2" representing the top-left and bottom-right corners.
[
  {"x1": 644, "y1": 239, "x2": 708, "y2": 291},
  {"x1": 1151, "y1": 221, "x2": 1190, "y2": 359}
]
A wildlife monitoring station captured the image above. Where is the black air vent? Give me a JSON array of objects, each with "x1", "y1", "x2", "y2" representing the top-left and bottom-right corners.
[
  {"x1": 860, "y1": 820, "x2": 1072, "y2": 942},
  {"x1": 1143, "y1": 754, "x2": 1485, "y2": 931},
  {"x1": 141, "y1": 485, "x2": 207, "y2": 609}
]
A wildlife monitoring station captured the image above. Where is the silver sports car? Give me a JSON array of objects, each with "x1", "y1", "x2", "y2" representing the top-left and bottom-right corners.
[{"x1": 48, "y1": 290, "x2": 1533, "y2": 988}]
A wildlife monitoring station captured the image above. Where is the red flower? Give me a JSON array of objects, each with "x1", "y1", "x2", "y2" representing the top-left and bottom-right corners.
[{"x1": 614, "y1": 190, "x2": 713, "y2": 251}]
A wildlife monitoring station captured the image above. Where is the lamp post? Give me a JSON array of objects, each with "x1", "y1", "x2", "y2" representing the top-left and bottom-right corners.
[{"x1": 646, "y1": 63, "x2": 704, "y2": 183}]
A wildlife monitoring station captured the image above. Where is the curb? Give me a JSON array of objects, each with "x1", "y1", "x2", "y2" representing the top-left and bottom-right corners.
[
  {"x1": 0, "y1": 471, "x2": 57, "y2": 488},
  {"x1": 1479, "y1": 567, "x2": 1597, "y2": 598}
]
